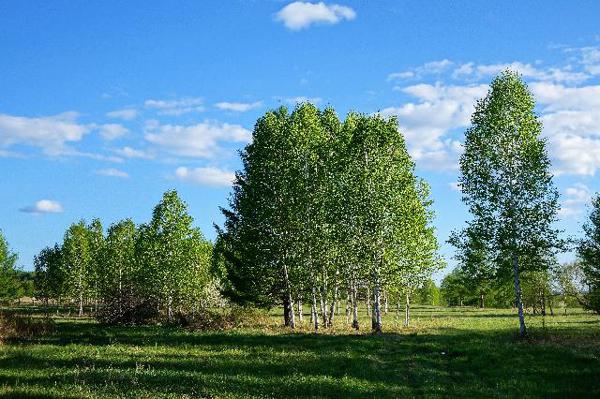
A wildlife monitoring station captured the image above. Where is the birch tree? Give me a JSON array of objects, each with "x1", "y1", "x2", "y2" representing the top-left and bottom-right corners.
[
  {"x1": 62, "y1": 221, "x2": 92, "y2": 316},
  {"x1": 455, "y1": 71, "x2": 561, "y2": 337},
  {"x1": 99, "y1": 218, "x2": 138, "y2": 322},
  {"x1": 137, "y1": 190, "x2": 211, "y2": 322}
]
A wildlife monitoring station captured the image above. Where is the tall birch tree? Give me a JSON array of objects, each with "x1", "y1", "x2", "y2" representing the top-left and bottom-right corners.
[{"x1": 455, "y1": 71, "x2": 561, "y2": 337}]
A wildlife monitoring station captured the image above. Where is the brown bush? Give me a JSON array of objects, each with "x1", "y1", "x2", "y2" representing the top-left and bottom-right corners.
[
  {"x1": 185, "y1": 306, "x2": 271, "y2": 331},
  {"x1": 0, "y1": 312, "x2": 55, "y2": 343}
]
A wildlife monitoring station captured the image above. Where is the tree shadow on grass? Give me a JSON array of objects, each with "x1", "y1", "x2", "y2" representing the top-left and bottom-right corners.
[{"x1": 1, "y1": 321, "x2": 599, "y2": 398}]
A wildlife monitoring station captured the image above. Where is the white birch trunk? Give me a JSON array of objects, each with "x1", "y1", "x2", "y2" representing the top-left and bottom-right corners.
[{"x1": 512, "y1": 253, "x2": 527, "y2": 337}]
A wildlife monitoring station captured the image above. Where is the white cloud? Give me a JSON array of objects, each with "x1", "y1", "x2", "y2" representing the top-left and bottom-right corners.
[
  {"x1": 175, "y1": 166, "x2": 235, "y2": 187},
  {"x1": 99, "y1": 124, "x2": 129, "y2": 140},
  {"x1": 389, "y1": 59, "x2": 453, "y2": 81},
  {"x1": 144, "y1": 97, "x2": 204, "y2": 116},
  {"x1": 451, "y1": 61, "x2": 588, "y2": 83},
  {"x1": 215, "y1": 101, "x2": 262, "y2": 112},
  {"x1": 20, "y1": 199, "x2": 63, "y2": 214},
  {"x1": 276, "y1": 1, "x2": 356, "y2": 30},
  {"x1": 145, "y1": 120, "x2": 251, "y2": 158},
  {"x1": 0, "y1": 112, "x2": 91, "y2": 156},
  {"x1": 106, "y1": 108, "x2": 138, "y2": 121},
  {"x1": 114, "y1": 146, "x2": 154, "y2": 159},
  {"x1": 95, "y1": 168, "x2": 129, "y2": 178},
  {"x1": 529, "y1": 82, "x2": 600, "y2": 176},
  {"x1": 380, "y1": 83, "x2": 488, "y2": 171},
  {"x1": 559, "y1": 183, "x2": 592, "y2": 218},
  {"x1": 286, "y1": 96, "x2": 323, "y2": 105}
]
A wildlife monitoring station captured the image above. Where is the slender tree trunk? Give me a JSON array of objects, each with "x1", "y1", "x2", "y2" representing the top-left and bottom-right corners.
[
  {"x1": 479, "y1": 292, "x2": 485, "y2": 309},
  {"x1": 345, "y1": 291, "x2": 351, "y2": 324},
  {"x1": 366, "y1": 286, "x2": 371, "y2": 317},
  {"x1": 311, "y1": 286, "x2": 319, "y2": 331},
  {"x1": 320, "y1": 287, "x2": 328, "y2": 328},
  {"x1": 328, "y1": 279, "x2": 339, "y2": 326},
  {"x1": 297, "y1": 297, "x2": 303, "y2": 323},
  {"x1": 351, "y1": 282, "x2": 359, "y2": 330},
  {"x1": 78, "y1": 293, "x2": 84, "y2": 317},
  {"x1": 549, "y1": 296, "x2": 554, "y2": 316},
  {"x1": 512, "y1": 253, "x2": 527, "y2": 337},
  {"x1": 372, "y1": 273, "x2": 382, "y2": 333},
  {"x1": 167, "y1": 295, "x2": 173, "y2": 322},
  {"x1": 404, "y1": 293, "x2": 410, "y2": 327},
  {"x1": 118, "y1": 267, "x2": 123, "y2": 319},
  {"x1": 383, "y1": 290, "x2": 388, "y2": 314},
  {"x1": 283, "y1": 296, "x2": 294, "y2": 328},
  {"x1": 282, "y1": 263, "x2": 295, "y2": 329}
]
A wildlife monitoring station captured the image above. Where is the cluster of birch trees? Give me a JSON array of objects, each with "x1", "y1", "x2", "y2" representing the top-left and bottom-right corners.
[
  {"x1": 34, "y1": 190, "x2": 214, "y2": 324},
  {"x1": 214, "y1": 104, "x2": 442, "y2": 333}
]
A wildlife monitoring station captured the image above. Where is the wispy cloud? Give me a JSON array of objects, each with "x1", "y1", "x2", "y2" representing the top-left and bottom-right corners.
[
  {"x1": 106, "y1": 108, "x2": 138, "y2": 121},
  {"x1": 175, "y1": 166, "x2": 235, "y2": 187},
  {"x1": 99, "y1": 124, "x2": 129, "y2": 140},
  {"x1": 113, "y1": 146, "x2": 154, "y2": 160},
  {"x1": 215, "y1": 101, "x2": 262, "y2": 112},
  {"x1": 20, "y1": 199, "x2": 63, "y2": 214},
  {"x1": 144, "y1": 97, "x2": 204, "y2": 116},
  {"x1": 95, "y1": 168, "x2": 130, "y2": 178}
]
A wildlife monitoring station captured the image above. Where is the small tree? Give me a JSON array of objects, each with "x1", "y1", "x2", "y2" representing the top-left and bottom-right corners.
[
  {"x1": 62, "y1": 221, "x2": 92, "y2": 316},
  {"x1": 137, "y1": 190, "x2": 212, "y2": 322}
]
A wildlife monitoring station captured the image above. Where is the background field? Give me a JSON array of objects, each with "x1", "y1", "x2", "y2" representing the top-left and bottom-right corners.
[{"x1": 1, "y1": 306, "x2": 599, "y2": 398}]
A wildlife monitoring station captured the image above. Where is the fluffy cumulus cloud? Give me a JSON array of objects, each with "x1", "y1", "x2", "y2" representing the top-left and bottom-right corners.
[
  {"x1": 20, "y1": 199, "x2": 63, "y2": 214},
  {"x1": 175, "y1": 166, "x2": 235, "y2": 187},
  {"x1": 144, "y1": 97, "x2": 204, "y2": 116},
  {"x1": 380, "y1": 83, "x2": 488, "y2": 171},
  {"x1": 0, "y1": 112, "x2": 91, "y2": 156},
  {"x1": 144, "y1": 120, "x2": 251, "y2": 158},
  {"x1": 95, "y1": 168, "x2": 129, "y2": 178},
  {"x1": 276, "y1": 2, "x2": 356, "y2": 30},
  {"x1": 106, "y1": 108, "x2": 138, "y2": 121},
  {"x1": 384, "y1": 47, "x2": 600, "y2": 175},
  {"x1": 215, "y1": 101, "x2": 262, "y2": 112}
]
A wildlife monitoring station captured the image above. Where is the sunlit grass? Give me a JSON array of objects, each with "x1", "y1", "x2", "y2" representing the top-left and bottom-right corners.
[{"x1": 1, "y1": 306, "x2": 598, "y2": 398}]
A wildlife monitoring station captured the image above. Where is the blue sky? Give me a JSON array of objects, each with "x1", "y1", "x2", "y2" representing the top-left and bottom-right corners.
[{"x1": 1, "y1": 1, "x2": 600, "y2": 279}]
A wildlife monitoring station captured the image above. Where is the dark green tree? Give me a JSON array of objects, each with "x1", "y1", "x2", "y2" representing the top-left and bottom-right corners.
[{"x1": 577, "y1": 193, "x2": 600, "y2": 313}]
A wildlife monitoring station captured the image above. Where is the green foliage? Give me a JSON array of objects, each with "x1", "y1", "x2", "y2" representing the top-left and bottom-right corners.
[
  {"x1": 0, "y1": 230, "x2": 21, "y2": 302},
  {"x1": 217, "y1": 104, "x2": 440, "y2": 331},
  {"x1": 136, "y1": 190, "x2": 213, "y2": 321},
  {"x1": 578, "y1": 194, "x2": 600, "y2": 313},
  {"x1": 454, "y1": 71, "x2": 561, "y2": 335}
]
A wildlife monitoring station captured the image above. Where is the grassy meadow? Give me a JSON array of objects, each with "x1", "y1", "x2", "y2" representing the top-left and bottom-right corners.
[{"x1": 0, "y1": 306, "x2": 599, "y2": 398}]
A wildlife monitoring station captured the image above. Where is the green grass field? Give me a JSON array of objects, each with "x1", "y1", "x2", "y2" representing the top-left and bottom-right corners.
[{"x1": 1, "y1": 306, "x2": 599, "y2": 398}]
